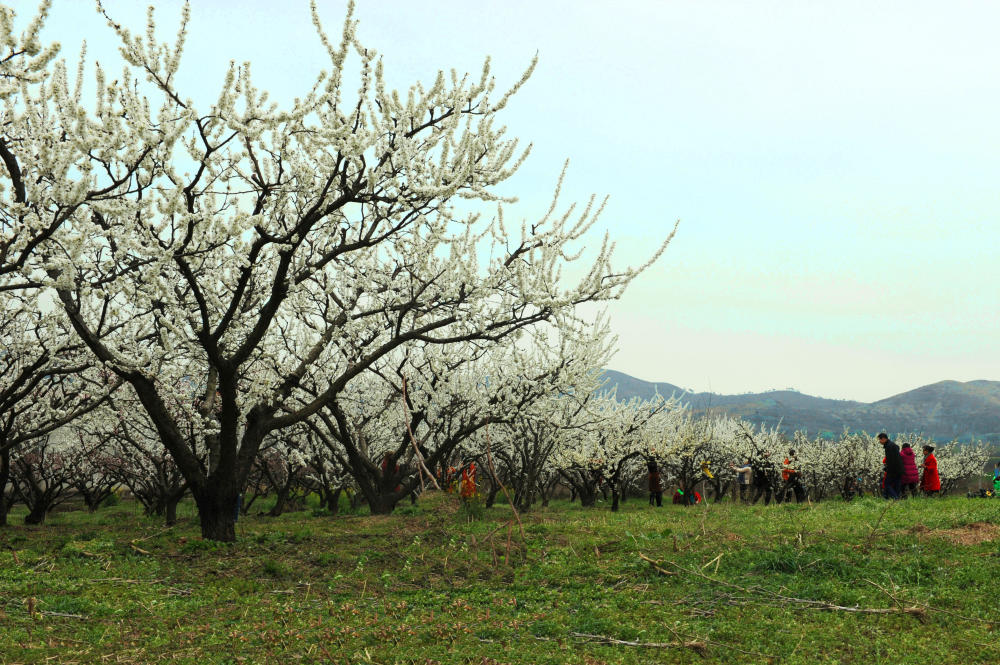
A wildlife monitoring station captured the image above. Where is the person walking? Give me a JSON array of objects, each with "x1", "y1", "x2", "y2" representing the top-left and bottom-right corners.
[
  {"x1": 750, "y1": 452, "x2": 774, "y2": 506},
  {"x1": 781, "y1": 449, "x2": 806, "y2": 503},
  {"x1": 920, "y1": 445, "x2": 941, "y2": 496},
  {"x1": 732, "y1": 458, "x2": 752, "y2": 504},
  {"x1": 899, "y1": 443, "x2": 920, "y2": 498},
  {"x1": 647, "y1": 460, "x2": 663, "y2": 507},
  {"x1": 879, "y1": 433, "x2": 903, "y2": 499}
]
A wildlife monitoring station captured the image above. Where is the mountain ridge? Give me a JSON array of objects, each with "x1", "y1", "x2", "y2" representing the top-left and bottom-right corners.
[{"x1": 600, "y1": 370, "x2": 1000, "y2": 444}]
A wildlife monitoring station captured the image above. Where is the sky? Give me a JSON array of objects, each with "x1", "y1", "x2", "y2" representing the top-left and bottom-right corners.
[{"x1": 35, "y1": 0, "x2": 1000, "y2": 402}]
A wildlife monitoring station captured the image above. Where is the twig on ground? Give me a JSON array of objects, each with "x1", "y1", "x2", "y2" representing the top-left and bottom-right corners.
[
  {"x1": 864, "y1": 578, "x2": 907, "y2": 612},
  {"x1": 89, "y1": 577, "x2": 166, "y2": 584},
  {"x1": 701, "y1": 552, "x2": 723, "y2": 572},
  {"x1": 920, "y1": 605, "x2": 994, "y2": 625},
  {"x1": 788, "y1": 631, "x2": 806, "y2": 659},
  {"x1": 569, "y1": 631, "x2": 708, "y2": 656},
  {"x1": 129, "y1": 542, "x2": 151, "y2": 555},
  {"x1": 639, "y1": 552, "x2": 677, "y2": 576},
  {"x1": 130, "y1": 524, "x2": 178, "y2": 544},
  {"x1": 665, "y1": 622, "x2": 773, "y2": 658},
  {"x1": 864, "y1": 502, "x2": 892, "y2": 553},
  {"x1": 40, "y1": 611, "x2": 87, "y2": 620}
]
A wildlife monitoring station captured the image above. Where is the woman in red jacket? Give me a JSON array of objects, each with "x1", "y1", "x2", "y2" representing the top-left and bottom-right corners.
[{"x1": 920, "y1": 445, "x2": 941, "y2": 496}]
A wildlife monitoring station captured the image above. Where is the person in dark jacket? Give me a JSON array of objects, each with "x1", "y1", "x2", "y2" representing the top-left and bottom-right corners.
[
  {"x1": 647, "y1": 460, "x2": 663, "y2": 507},
  {"x1": 899, "y1": 443, "x2": 920, "y2": 498},
  {"x1": 879, "y1": 433, "x2": 903, "y2": 499},
  {"x1": 750, "y1": 452, "x2": 774, "y2": 506}
]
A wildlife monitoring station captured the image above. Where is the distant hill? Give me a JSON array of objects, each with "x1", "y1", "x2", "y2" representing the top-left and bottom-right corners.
[{"x1": 600, "y1": 370, "x2": 1000, "y2": 444}]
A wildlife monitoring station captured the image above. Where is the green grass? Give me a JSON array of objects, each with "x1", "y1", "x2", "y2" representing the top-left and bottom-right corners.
[{"x1": 0, "y1": 493, "x2": 998, "y2": 664}]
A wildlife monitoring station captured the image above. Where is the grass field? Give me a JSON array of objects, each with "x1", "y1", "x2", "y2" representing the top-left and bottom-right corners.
[{"x1": 1, "y1": 492, "x2": 998, "y2": 664}]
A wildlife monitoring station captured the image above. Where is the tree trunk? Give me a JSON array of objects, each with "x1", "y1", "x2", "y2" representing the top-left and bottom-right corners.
[
  {"x1": 165, "y1": 493, "x2": 182, "y2": 526},
  {"x1": 517, "y1": 469, "x2": 538, "y2": 512},
  {"x1": 326, "y1": 487, "x2": 342, "y2": 514},
  {"x1": 191, "y1": 485, "x2": 239, "y2": 542},
  {"x1": 610, "y1": 489, "x2": 620, "y2": 512},
  {"x1": 268, "y1": 486, "x2": 291, "y2": 517},
  {"x1": 24, "y1": 503, "x2": 47, "y2": 525},
  {"x1": 82, "y1": 488, "x2": 112, "y2": 512},
  {"x1": 484, "y1": 484, "x2": 500, "y2": 509},
  {"x1": 368, "y1": 493, "x2": 397, "y2": 515},
  {"x1": 516, "y1": 483, "x2": 535, "y2": 513}
]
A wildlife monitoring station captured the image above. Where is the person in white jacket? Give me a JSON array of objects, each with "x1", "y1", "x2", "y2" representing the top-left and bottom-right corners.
[{"x1": 731, "y1": 458, "x2": 752, "y2": 504}]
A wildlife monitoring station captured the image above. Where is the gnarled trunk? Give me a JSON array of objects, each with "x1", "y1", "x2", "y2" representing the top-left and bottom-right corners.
[
  {"x1": 577, "y1": 485, "x2": 598, "y2": 507},
  {"x1": 23, "y1": 503, "x2": 47, "y2": 525},
  {"x1": 191, "y1": 484, "x2": 240, "y2": 542}
]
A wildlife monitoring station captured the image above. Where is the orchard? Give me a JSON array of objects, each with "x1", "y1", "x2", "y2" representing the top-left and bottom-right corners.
[{"x1": 0, "y1": 1, "x2": 991, "y2": 543}]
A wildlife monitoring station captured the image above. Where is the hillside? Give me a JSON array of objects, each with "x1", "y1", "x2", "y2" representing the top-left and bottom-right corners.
[{"x1": 601, "y1": 370, "x2": 1000, "y2": 443}]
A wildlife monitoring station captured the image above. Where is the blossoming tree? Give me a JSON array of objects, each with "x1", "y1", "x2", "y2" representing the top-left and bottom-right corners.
[
  {"x1": 3, "y1": 2, "x2": 672, "y2": 539},
  {"x1": 0, "y1": 293, "x2": 116, "y2": 525}
]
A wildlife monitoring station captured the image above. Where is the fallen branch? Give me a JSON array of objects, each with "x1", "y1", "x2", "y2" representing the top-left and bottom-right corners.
[{"x1": 864, "y1": 578, "x2": 909, "y2": 613}]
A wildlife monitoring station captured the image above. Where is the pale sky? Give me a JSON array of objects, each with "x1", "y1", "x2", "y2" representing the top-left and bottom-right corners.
[{"x1": 38, "y1": 0, "x2": 1000, "y2": 402}]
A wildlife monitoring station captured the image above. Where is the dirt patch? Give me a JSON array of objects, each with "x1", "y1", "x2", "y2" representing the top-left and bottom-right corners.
[{"x1": 922, "y1": 521, "x2": 1000, "y2": 546}]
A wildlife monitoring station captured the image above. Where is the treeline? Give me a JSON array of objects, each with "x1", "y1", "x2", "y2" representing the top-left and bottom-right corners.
[{"x1": 3, "y1": 391, "x2": 991, "y2": 526}]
